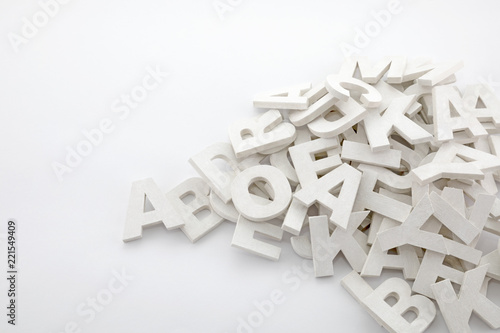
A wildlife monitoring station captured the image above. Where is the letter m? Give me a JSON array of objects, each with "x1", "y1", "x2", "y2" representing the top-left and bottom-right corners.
[{"x1": 340, "y1": 56, "x2": 407, "y2": 84}]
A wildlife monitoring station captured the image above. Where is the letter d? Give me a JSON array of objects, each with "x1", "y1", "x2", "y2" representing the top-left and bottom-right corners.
[
  {"x1": 353, "y1": 26, "x2": 370, "y2": 48},
  {"x1": 236, "y1": 317, "x2": 253, "y2": 333},
  {"x1": 21, "y1": 17, "x2": 38, "y2": 39},
  {"x1": 65, "y1": 146, "x2": 82, "y2": 168},
  {"x1": 39, "y1": 0, "x2": 60, "y2": 17}
]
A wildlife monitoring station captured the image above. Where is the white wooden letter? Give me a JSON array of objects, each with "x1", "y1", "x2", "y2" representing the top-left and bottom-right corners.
[
  {"x1": 310, "y1": 212, "x2": 369, "y2": 277},
  {"x1": 432, "y1": 265, "x2": 500, "y2": 333},
  {"x1": 342, "y1": 271, "x2": 436, "y2": 333},
  {"x1": 231, "y1": 165, "x2": 292, "y2": 222},
  {"x1": 166, "y1": 178, "x2": 224, "y2": 243},
  {"x1": 289, "y1": 137, "x2": 341, "y2": 187},
  {"x1": 307, "y1": 97, "x2": 368, "y2": 138},
  {"x1": 229, "y1": 109, "x2": 296, "y2": 158},
  {"x1": 341, "y1": 140, "x2": 402, "y2": 169},
  {"x1": 377, "y1": 194, "x2": 447, "y2": 254},
  {"x1": 189, "y1": 142, "x2": 239, "y2": 203},
  {"x1": 253, "y1": 82, "x2": 311, "y2": 110},
  {"x1": 432, "y1": 85, "x2": 487, "y2": 142},
  {"x1": 363, "y1": 95, "x2": 432, "y2": 152},
  {"x1": 294, "y1": 163, "x2": 361, "y2": 229},
  {"x1": 340, "y1": 56, "x2": 407, "y2": 84},
  {"x1": 353, "y1": 169, "x2": 412, "y2": 223},
  {"x1": 325, "y1": 74, "x2": 382, "y2": 108},
  {"x1": 123, "y1": 178, "x2": 183, "y2": 242},
  {"x1": 231, "y1": 215, "x2": 283, "y2": 261}
]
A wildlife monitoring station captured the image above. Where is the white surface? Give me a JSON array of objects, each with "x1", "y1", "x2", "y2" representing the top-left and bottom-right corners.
[{"x1": 1, "y1": 0, "x2": 500, "y2": 332}]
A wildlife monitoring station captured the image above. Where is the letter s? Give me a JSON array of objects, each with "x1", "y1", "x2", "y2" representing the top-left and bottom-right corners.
[{"x1": 111, "y1": 100, "x2": 130, "y2": 120}]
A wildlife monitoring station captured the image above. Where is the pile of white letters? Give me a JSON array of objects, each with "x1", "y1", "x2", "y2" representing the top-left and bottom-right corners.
[{"x1": 123, "y1": 57, "x2": 500, "y2": 333}]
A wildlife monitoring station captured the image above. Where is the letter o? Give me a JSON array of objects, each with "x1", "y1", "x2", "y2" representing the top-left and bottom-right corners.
[
  {"x1": 97, "y1": 289, "x2": 113, "y2": 305},
  {"x1": 33, "y1": 11, "x2": 49, "y2": 27},
  {"x1": 76, "y1": 140, "x2": 93, "y2": 156},
  {"x1": 231, "y1": 165, "x2": 291, "y2": 222},
  {"x1": 365, "y1": 21, "x2": 381, "y2": 38},
  {"x1": 131, "y1": 86, "x2": 147, "y2": 102},
  {"x1": 247, "y1": 311, "x2": 264, "y2": 328}
]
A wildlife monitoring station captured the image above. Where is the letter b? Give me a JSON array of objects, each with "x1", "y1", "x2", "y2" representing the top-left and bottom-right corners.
[
  {"x1": 371, "y1": 9, "x2": 392, "y2": 27},
  {"x1": 39, "y1": 0, "x2": 60, "y2": 17},
  {"x1": 82, "y1": 127, "x2": 103, "y2": 146}
]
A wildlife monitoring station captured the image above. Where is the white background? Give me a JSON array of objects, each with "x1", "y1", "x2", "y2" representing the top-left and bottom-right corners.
[{"x1": 1, "y1": 0, "x2": 500, "y2": 332}]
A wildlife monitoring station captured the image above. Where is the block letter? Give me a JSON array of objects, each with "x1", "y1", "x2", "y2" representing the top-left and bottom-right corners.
[{"x1": 123, "y1": 178, "x2": 183, "y2": 242}]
